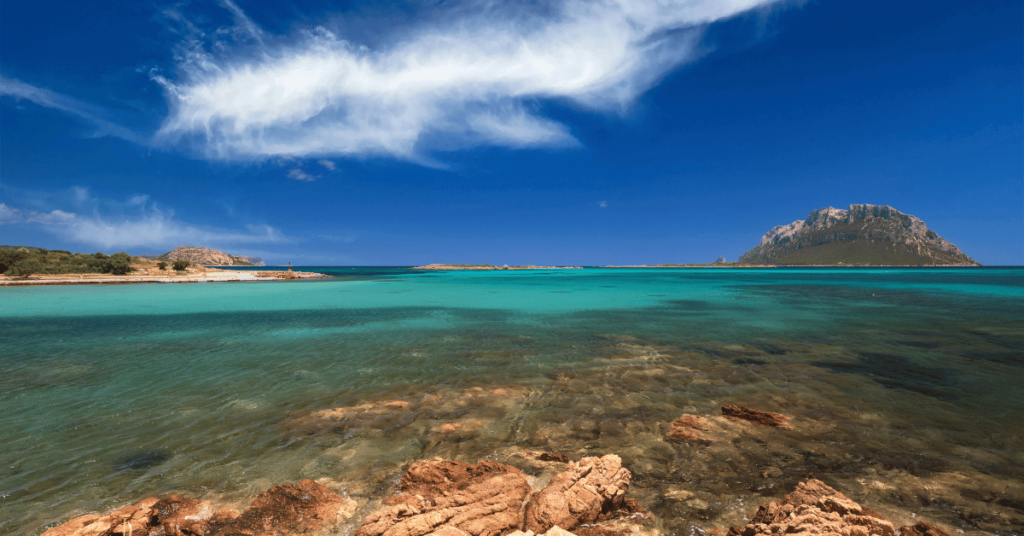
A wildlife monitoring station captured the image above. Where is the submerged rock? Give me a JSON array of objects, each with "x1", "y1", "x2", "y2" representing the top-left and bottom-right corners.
[
  {"x1": 898, "y1": 522, "x2": 951, "y2": 536},
  {"x1": 355, "y1": 458, "x2": 532, "y2": 536},
  {"x1": 524, "y1": 454, "x2": 632, "y2": 533},
  {"x1": 721, "y1": 405, "x2": 788, "y2": 427},
  {"x1": 726, "y1": 479, "x2": 895, "y2": 536},
  {"x1": 666, "y1": 415, "x2": 712, "y2": 444}
]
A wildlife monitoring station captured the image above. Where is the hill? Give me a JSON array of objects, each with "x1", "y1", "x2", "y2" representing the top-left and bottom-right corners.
[
  {"x1": 157, "y1": 246, "x2": 264, "y2": 266},
  {"x1": 739, "y1": 204, "x2": 978, "y2": 266}
]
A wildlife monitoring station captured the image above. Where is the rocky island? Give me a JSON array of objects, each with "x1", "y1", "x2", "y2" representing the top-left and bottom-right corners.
[
  {"x1": 149, "y1": 246, "x2": 265, "y2": 267},
  {"x1": 739, "y1": 204, "x2": 978, "y2": 266}
]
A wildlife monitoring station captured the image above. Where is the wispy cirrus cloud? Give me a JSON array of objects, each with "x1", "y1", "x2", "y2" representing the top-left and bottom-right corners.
[
  {"x1": 0, "y1": 191, "x2": 287, "y2": 250},
  {"x1": 0, "y1": 77, "x2": 144, "y2": 144},
  {"x1": 155, "y1": 0, "x2": 782, "y2": 163}
]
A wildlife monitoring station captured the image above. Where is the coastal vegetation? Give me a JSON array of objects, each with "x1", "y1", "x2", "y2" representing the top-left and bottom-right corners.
[{"x1": 0, "y1": 246, "x2": 136, "y2": 276}]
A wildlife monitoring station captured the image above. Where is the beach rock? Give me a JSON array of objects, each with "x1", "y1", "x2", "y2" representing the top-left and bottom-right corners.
[
  {"x1": 212, "y1": 479, "x2": 345, "y2": 536},
  {"x1": 43, "y1": 498, "x2": 162, "y2": 536},
  {"x1": 355, "y1": 458, "x2": 531, "y2": 536},
  {"x1": 666, "y1": 415, "x2": 712, "y2": 443},
  {"x1": 524, "y1": 455, "x2": 632, "y2": 533},
  {"x1": 539, "y1": 453, "x2": 570, "y2": 463},
  {"x1": 898, "y1": 522, "x2": 951, "y2": 536},
  {"x1": 726, "y1": 479, "x2": 895, "y2": 536},
  {"x1": 506, "y1": 527, "x2": 577, "y2": 536},
  {"x1": 151, "y1": 494, "x2": 219, "y2": 536},
  {"x1": 721, "y1": 405, "x2": 787, "y2": 427}
]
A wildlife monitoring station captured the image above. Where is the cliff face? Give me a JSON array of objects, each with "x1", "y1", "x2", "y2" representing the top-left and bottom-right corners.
[
  {"x1": 158, "y1": 246, "x2": 265, "y2": 266},
  {"x1": 739, "y1": 204, "x2": 978, "y2": 266}
]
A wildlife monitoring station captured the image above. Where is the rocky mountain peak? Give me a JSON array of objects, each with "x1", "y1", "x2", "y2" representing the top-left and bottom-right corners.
[{"x1": 741, "y1": 204, "x2": 977, "y2": 266}]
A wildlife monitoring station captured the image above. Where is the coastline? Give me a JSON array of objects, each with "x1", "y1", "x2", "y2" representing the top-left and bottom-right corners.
[{"x1": 0, "y1": 269, "x2": 329, "y2": 286}]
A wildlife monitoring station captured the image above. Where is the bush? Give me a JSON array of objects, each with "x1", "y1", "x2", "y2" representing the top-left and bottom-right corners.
[
  {"x1": 6, "y1": 259, "x2": 44, "y2": 277},
  {"x1": 106, "y1": 252, "x2": 132, "y2": 275},
  {"x1": 157, "y1": 261, "x2": 168, "y2": 270},
  {"x1": 0, "y1": 250, "x2": 28, "y2": 274},
  {"x1": 172, "y1": 260, "x2": 191, "y2": 271}
]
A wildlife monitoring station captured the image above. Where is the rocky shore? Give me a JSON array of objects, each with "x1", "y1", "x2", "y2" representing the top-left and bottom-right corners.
[
  {"x1": 43, "y1": 444, "x2": 955, "y2": 536},
  {"x1": 0, "y1": 269, "x2": 328, "y2": 286}
]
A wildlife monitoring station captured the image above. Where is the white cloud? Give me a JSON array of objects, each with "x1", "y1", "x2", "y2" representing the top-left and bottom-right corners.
[
  {"x1": 155, "y1": 0, "x2": 781, "y2": 162},
  {"x1": 0, "y1": 77, "x2": 143, "y2": 144},
  {"x1": 317, "y1": 159, "x2": 336, "y2": 171},
  {"x1": 287, "y1": 168, "x2": 319, "y2": 181},
  {"x1": 0, "y1": 202, "x2": 77, "y2": 225},
  {"x1": 1, "y1": 194, "x2": 287, "y2": 250},
  {"x1": 598, "y1": 200, "x2": 608, "y2": 208}
]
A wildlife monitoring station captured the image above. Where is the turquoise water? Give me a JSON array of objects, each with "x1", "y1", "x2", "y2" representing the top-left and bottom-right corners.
[{"x1": 1, "y1": 268, "x2": 1022, "y2": 535}]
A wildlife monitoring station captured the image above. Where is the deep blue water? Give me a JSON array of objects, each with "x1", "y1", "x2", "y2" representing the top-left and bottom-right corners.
[{"x1": 1, "y1": 267, "x2": 1022, "y2": 535}]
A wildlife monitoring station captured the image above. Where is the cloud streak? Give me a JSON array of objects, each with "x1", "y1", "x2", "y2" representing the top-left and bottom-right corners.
[
  {"x1": 0, "y1": 194, "x2": 287, "y2": 251},
  {"x1": 0, "y1": 77, "x2": 144, "y2": 144},
  {"x1": 156, "y1": 0, "x2": 780, "y2": 163}
]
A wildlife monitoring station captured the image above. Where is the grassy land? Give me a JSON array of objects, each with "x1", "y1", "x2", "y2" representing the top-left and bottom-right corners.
[{"x1": 0, "y1": 245, "x2": 165, "y2": 276}]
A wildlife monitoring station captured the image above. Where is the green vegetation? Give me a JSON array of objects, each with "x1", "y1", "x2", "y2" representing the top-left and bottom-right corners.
[
  {"x1": 172, "y1": 260, "x2": 191, "y2": 271},
  {"x1": 157, "y1": 261, "x2": 168, "y2": 270},
  {"x1": 0, "y1": 246, "x2": 138, "y2": 276}
]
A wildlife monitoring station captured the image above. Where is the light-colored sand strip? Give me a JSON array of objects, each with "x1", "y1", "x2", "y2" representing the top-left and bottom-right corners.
[{"x1": 0, "y1": 270, "x2": 328, "y2": 286}]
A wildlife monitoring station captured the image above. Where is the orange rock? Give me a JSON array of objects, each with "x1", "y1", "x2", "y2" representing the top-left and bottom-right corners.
[
  {"x1": 524, "y1": 455, "x2": 632, "y2": 533},
  {"x1": 899, "y1": 522, "x2": 951, "y2": 536},
  {"x1": 213, "y1": 479, "x2": 344, "y2": 536},
  {"x1": 721, "y1": 405, "x2": 788, "y2": 427},
  {"x1": 356, "y1": 459, "x2": 531, "y2": 536},
  {"x1": 667, "y1": 415, "x2": 713, "y2": 443},
  {"x1": 726, "y1": 479, "x2": 895, "y2": 536}
]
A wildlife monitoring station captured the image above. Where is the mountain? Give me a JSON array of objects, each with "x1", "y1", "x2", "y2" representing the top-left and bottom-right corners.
[
  {"x1": 157, "y1": 246, "x2": 265, "y2": 266},
  {"x1": 739, "y1": 204, "x2": 978, "y2": 266}
]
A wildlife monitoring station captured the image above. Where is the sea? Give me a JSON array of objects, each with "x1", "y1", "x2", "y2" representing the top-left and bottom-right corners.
[{"x1": 1, "y1": 267, "x2": 1022, "y2": 535}]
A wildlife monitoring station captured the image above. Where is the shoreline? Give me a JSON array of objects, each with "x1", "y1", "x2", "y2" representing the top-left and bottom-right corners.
[{"x1": 0, "y1": 269, "x2": 329, "y2": 287}]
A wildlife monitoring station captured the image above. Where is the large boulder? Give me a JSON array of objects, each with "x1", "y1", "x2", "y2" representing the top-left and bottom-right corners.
[
  {"x1": 355, "y1": 459, "x2": 532, "y2": 536},
  {"x1": 726, "y1": 479, "x2": 895, "y2": 536},
  {"x1": 524, "y1": 455, "x2": 632, "y2": 533}
]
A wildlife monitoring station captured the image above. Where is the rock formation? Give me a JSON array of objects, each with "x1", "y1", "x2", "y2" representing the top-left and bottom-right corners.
[
  {"x1": 355, "y1": 459, "x2": 532, "y2": 536},
  {"x1": 42, "y1": 479, "x2": 347, "y2": 536},
  {"x1": 523, "y1": 454, "x2": 632, "y2": 533},
  {"x1": 726, "y1": 479, "x2": 896, "y2": 536},
  {"x1": 898, "y1": 522, "x2": 951, "y2": 536},
  {"x1": 721, "y1": 405, "x2": 788, "y2": 427},
  {"x1": 739, "y1": 204, "x2": 978, "y2": 265},
  {"x1": 157, "y1": 246, "x2": 265, "y2": 266}
]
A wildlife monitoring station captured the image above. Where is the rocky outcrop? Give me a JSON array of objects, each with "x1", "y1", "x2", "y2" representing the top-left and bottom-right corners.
[
  {"x1": 739, "y1": 204, "x2": 978, "y2": 266},
  {"x1": 726, "y1": 479, "x2": 895, "y2": 536},
  {"x1": 214, "y1": 479, "x2": 347, "y2": 536},
  {"x1": 355, "y1": 459, "x2": 532, "y2": 536},
  {"x1": 524, "y1": 455, "x2": 632, "y2": 533},
  {"x1": 721, "y1": 405, "x2": 788, "y2": 427},
  {"x1": 158, "y1": 246, "x2": 264, "y2": 266},
  {"x1": 42, "y1": 480, "x2": 346, "y2": 536}
]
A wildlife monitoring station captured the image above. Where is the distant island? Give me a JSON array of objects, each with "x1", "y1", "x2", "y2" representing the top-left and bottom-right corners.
[
  {"x1": 738, "y1": 204, "x2": 979, "y2": 266},
  {"x1": 413, "y1": 264, "x2": 583, "y2": 270},
  {"x1": 145, "y1": 246, "x2": 265, "y2": 267}
]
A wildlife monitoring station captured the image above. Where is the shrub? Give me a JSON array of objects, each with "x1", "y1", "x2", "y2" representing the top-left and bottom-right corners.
[
  {"x1": 157, "y1": 261, "x2": 168, "y2": 270},
  {"x1": 106, "y1": 252, "x2": 132, "y2": 275},
  {"x1": 172, "y1": 260, "x2": 190, "y2": 271},
  {"x1": 6, "y1": 259, "x2": 44, "y2": 277},
  {"x1": 0, "y1": 250, "x2": 28, "y2": 273}
]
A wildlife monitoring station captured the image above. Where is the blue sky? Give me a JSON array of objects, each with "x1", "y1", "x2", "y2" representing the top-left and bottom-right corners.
[{"x1": 1, "y1": 0, "x2": 1021, "y2": 266}]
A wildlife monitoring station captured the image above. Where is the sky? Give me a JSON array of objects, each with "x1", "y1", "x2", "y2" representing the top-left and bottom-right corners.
[{"x1": 1, "y1": 0, "x2": 1021, "y2": 266}]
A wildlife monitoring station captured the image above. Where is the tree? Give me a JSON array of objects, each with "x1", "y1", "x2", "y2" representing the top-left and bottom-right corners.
[
  {"x1": 157, "y1": 261, "x2": 168, "y2": 270},
  {"x1": 5, "y1": 259, "x2": 43, "y2": 277},
  {"x1": 106, "y1": 252, "x2": 132, "y2": 275},
  {"x1": 0, "y1": 250, "x2": 28, "y2": 273},
  {"x1": 172, "y1": 260, "x2": 191, "y2": 271}
]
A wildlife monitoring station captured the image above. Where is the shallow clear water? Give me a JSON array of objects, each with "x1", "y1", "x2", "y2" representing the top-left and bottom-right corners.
[{"x1": 1, "y1": 267, "x2": 1022, "y2": 535}]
